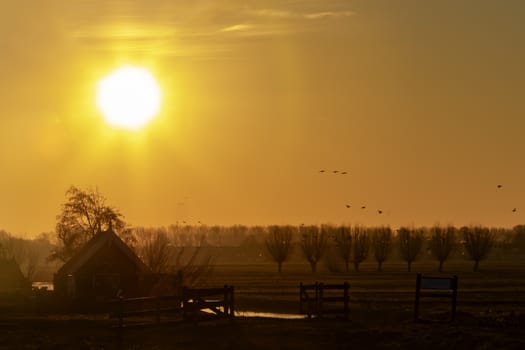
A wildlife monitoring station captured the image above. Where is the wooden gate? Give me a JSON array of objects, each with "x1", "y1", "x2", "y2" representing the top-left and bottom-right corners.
[{"x1": 300, "y1": 281, "x2": 349, "y2": 320}]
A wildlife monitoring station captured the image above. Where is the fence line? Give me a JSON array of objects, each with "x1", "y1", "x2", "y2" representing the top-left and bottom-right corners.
[{"x1": 110, "y1": 285, "x2": 234, "y2": 328}]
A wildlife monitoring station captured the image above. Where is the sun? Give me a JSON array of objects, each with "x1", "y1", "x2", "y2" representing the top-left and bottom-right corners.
[{"x1": 96, "y1": 66, "x2": 162, "y2": 129}]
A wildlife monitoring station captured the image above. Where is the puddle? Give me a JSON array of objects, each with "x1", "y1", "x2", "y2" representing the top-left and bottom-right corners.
[
  {"x1": 235, "y1": 311, "x2": 306, "y2": 319},
  {"x1": 32, "y1": 282, "x2": 54, "y2": 291},
  {"x1": 201, "y1": 308, "x2": 305, "y2": 319}
]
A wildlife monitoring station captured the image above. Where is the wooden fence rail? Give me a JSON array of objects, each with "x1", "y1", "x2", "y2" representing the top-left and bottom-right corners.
[
  {"x1": 300, "y1": 282, "x2": 349, "y2": 320},
  {"x1": 110, "y1": 295, "x2": 182, "y2": 328},
  {"x1": 109, "y1": 285, "x2": 234, "y2": 328}
]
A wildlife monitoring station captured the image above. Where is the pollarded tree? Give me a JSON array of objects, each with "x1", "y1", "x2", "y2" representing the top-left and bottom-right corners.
[
  {"x1": 371, "y1": 226, "x2": 392, "y2": 272},
  {"x1": 430, "y1": 225, "x2": 456, "y2": 272},
  {"x1": 265, "y1": 225, "x2": 294, "y2": 272},
  {"x1": 333, "y1": 225, "x2": 352, "y2": 272},
  {"x1": 352, "y1": 226, "x2": 370, "y2": 272},
  {"x1": 52, "y1": 186, "x2": 131, "y2": 262},
  {"x1": 300, "y1": 225, "x2": 328, "y2": 272},
  {"x1": 398, "y1": 227, "x2": 424, "y2": 272},
  {"x1": 462, "y1": 226, "x2": 494, "y2": 272}
]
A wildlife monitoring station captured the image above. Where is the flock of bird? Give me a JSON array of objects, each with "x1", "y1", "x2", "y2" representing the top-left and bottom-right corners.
[
  {"x1": 319, "y1": 170, "x2": 348, "y2": 175},
  {"x1": 175, "y1": 172, "x2": 519, "y2": 225},
  {"x1": 319, "y1": 170, "x2": 518, "y2": 216},
  {"x1": 318, "y1": 168, "x2": 385, "y2": 215},
  {"x1": 497, "y1": 185, "x2": 518, "y2": 213}
]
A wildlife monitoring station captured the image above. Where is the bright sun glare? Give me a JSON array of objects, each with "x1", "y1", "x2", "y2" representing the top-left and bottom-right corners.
[{"x1": 96, "y1": 66, "x2": 162, "y2": 129}]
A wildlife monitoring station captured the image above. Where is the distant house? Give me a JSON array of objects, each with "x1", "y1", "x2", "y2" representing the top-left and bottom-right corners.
[
  {"x1": 53, "y1": 228, "x2": 152, "y2": 301},
  {"x1": 0, "y1": 258, "x2": 31, "y2": 294}
]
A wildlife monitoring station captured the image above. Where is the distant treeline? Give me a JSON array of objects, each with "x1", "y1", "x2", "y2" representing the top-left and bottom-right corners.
[{"x1": 1, "y1": 224, "x2": 525, "y2": 281}]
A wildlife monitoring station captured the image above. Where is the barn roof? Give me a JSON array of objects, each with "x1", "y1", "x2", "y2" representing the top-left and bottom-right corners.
[{"x1": 56, "y1": 228, "x2": 151, "y2": 276}]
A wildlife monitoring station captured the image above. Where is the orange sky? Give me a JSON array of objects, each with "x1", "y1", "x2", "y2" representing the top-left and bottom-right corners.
[{"x1": 1, "y1": 0, "x2": 524, "y2": 236}]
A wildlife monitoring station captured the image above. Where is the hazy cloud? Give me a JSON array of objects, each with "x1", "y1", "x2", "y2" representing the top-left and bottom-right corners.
[
  {"x1": 33, "y1": 1, "x2": 356, "y2": 57},
  {"x1": 250, "y1": 8, "x2": 355, "y2": 20},
  {"x1": 303, "y1": 11, "x2": 355, "y2": 19},
  {"x1": 221, "y1": 24, "x2": 253, "y2": 33}
]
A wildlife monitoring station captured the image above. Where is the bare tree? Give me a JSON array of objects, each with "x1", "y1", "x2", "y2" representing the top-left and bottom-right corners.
[
  {"x1": 352, "y1": 226, "x2": 370, "y2": 272},
  {"x1": 23, "y1": 246, "x2": 41, "y2": 282},
  {"x1": 135, "y1": 227, "x2": 172, "y2": 274},
  {"x1": 461, "y1": 226, "x2": 494, "y2": 272},
  {"x1": 52, "y1": 186, "x2": 130, "y2": 262},
  {"x1": 333, "y1": 226, "x2": 352, "y2": 272},
  {"x1": 300, "y1": 225, "x2": 328, "y2": 272},
  {"x1": 371, "y1": 226, "x2": 392, "y2": 272},
  {"x1": 0, "y1": 235, "x2": 27, "y2": 265},
  {"x1": 265, "y1": 225, "x2": 294, "y2": 272},
  {"x1": 166, "y1": 225, "x2": 214, "y2": 288},
  {"x1": 430, "y1": 225, "x2": 456, "y2": 272},
  {"x1": 398, "y1": 227, "x2": 424, "y2": 272},
  {"x1": 134, "y1": 225, "x2": 214, "y2": 294},
  {"x1": 0, "y1": 233, "x2": 42, "y2": 281}
]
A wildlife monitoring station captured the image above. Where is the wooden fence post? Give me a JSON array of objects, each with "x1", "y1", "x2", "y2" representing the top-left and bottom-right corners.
[
  {"x1": 299, "y1": 282, "x2": 302, "y2": 313},
  {"x1": 182, "y1": 286, "x2": 188, "y2": 322},
  {"x1": 343, "y1": 281, "x2": 349, "y2": 320},
  {"x1": 414, "y1": 273, "x2": 422, "y2": 322},
  {"x1": 224, "y1": 285, "x2": 230, "y2": 316},
  {"x1": 118, "y1": 296, "x2": 124, "y2": 329},
  {"x1": 451, "y1": 275, "x2": 458, "y2": 321},
  {"x1": 155, "y1": 297, "x2": 160, "y2": 324},
  {"x1": 229, "y1": 286, "x2": 235, "y2": 318},
  {"x1": 314, "y1": 282, "x2": 319, "y2": 317},
  {"x1": 318, "y1": 283, "x2": 324, "y2": 319}
]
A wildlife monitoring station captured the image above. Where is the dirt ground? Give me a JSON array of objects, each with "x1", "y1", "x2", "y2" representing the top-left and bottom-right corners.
[{"x1": 1, "y1": 309, "x2": 524, "y2": 350}]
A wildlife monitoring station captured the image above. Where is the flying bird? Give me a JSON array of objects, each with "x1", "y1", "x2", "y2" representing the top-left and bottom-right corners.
[
  {"x1": 333, "y1": 170, "x2": 339, "y2": 174},
  {"x1": 341, "y1": 172, "x2": 347, "y2": 175},
  {"x1": 378, "y1": 210, "x2": 383, "y2": 214},
  {"x1": 361, "y1": 206, "x2": 366, "y2": 209},
  {"x1": 512, "y1": 208, "x2": 517, "y2": 213},
  {"x1": 319, "y1": 170, "x2": 325, "y2": 173},
  {"x1": 497, "y1": 184, "x2": 503, "y2": 189},
  {"x1": 346, "y1": 204, "x2": 351, "y2": 208}
]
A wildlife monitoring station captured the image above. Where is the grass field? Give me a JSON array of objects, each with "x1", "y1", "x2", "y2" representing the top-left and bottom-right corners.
[
  {"x1": 3, "y1": 259, "x2": 525, "y2": 349},
  {"x1": 204, "y1": 260, "x2": 525, "y2": 316}
]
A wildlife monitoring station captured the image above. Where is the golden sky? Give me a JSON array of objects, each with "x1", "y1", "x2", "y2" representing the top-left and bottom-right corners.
[{"x1": 1, "y1": 0, "x2": 524, "y2": 236}]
